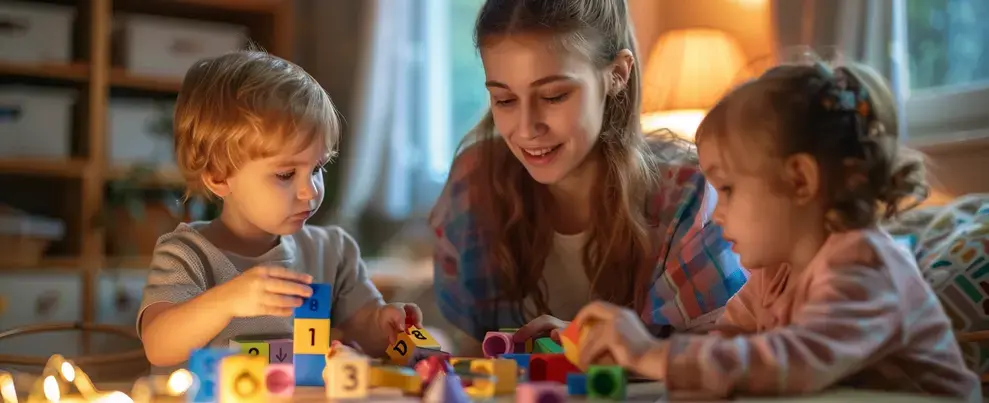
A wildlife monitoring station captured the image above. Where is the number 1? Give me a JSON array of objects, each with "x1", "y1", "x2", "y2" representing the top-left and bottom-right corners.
[{"x1": 309, "y1": 328, "x2": 315, "y2": 346}]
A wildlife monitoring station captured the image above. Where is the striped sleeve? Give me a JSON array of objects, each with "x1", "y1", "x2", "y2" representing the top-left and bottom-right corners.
[
  {"x1": 644, "y1": 166, "x2": 748, "y2": 329},
  {"x1": 136, "y1": 231, "x2": 211, "y2": 339},
  {"x1": 428, "y1": 151, "x2": 507, "y2": 341}
]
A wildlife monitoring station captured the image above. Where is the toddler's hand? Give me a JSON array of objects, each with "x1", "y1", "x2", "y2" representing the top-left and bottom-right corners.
[
  {"x1": 573, "y1": 301, "x2": 664, "y2": 373},
  {"x1": 376, "y1": 303, "x2": 424, "y2": 344},
  {"x1": 514, "y1": 314, "x2": 569, "y2": 344},
  {"x1": 217, "y1": 266, "x2": 313, "y2": 318}
]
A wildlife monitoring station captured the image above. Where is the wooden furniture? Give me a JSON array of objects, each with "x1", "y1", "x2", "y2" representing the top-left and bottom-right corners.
[{"x1": 0, "y1": 0, "x2": 294, "y2": 324}]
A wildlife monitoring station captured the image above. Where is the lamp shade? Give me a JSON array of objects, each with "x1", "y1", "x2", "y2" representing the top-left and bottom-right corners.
[{"x1": 640, "y1": 28, "x2": 750, "y2": 140}]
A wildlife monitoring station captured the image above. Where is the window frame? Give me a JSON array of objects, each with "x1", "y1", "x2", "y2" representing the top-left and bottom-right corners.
[{"x1": 891, "y1": 0, "x2": 989, "y2": 149}]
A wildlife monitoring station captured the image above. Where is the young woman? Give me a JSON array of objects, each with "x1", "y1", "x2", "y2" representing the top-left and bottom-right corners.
[{"x1": 429, "y1": 0, "x2": 747, "y2": 347}]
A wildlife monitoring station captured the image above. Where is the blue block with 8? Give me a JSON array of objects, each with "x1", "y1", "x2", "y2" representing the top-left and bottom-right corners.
[{"x1": 294, "y1": 283, "x2": 332, "y2": 319}]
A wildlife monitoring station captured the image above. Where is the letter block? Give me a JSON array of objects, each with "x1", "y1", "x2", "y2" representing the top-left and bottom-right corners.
[
  {"x1": 469, "y1": 358, "x2": 518, "y2": 395},
  {"x1": 587, "y1": 365, "x2": 626, "y2": 400},
  {"x1": 294, "y1": 282, "x2": 332, "y2": 319},
  {"x1": 188, "y1": 348, "x2": 234, "y2": 402},
  {"x1": 267, "y1": 339, "x2": 292, "y2": 364},
  {"x1": 229, "y1": 340, "x2": 269, "y2": 364},
  {"x1": 386, "y1": 325, "x2": 441, "y2": 366},
  {"x1": 219, "y1": 355, "x2": 267, "y2": 403},
  {"x1": 293, "y1": 318, "x2": 331, "y2": 355},
  {"x1": 293, "y1": 354, "x2": 325, "y2": 386},
  {"x1": 265, "y1": 364, "x2": 294, "y2": 397},
  {"x1": 324, "y1": 355, "x2": 370, "y2": 399}
]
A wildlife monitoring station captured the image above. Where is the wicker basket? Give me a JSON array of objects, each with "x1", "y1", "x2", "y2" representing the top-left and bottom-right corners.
[{"x1": 0, "y1": 205, "x2": 65, "y2": 268}]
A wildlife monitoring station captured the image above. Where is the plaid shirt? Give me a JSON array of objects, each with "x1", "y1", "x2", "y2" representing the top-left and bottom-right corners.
[{"x1": 429, "y1": 146, "x2": 749, "y2": 340}]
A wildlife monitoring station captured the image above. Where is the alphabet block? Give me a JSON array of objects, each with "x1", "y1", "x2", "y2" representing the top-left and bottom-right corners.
[
  {"x1": 516, "y1": 382, "x2": 566, "y2": 403},
  {"x1": 411, "y1": 347, "x2": 451, "y2": 367},
  {"x1": 369, "y1": 365, "x2": 421, "y2": 394},
  {"x1": 528, "y1": 354, "x2": 579, "y2": 384},
  {"x1": 500, "y1": 353, "x2": 531, "y2": 374},
  {"x1": 532, "y1": 337, "x2": 562, "y2": 354},
  {"x1": 324, "y1": 355, "x2": 370, "y2": 399},
  {"x1": 219, "y1": 354, "x2": 267, "y2": 403},
  {"x1": 188, "y1": 348, "x2": 234, "y2": 402},
  {"x1": 265, "y1": 364, "x2": 294, "y2": 397},
  {"x1": 587, "y1": 365, "x2": 626, "y2": 400},
  {"x1": 294, "y1": 282, "x2": 331, "y2": 319},
  {"x1": 229, "y1": 340, "x2": 268, "y2": 363},
  {"x1": 386, "y1": 326, "x2": 441, "y2": 366},
  {"x1": 468, "y1": 358, "x2": 517, "y2": 395},
  {"x1": 293, "y1": 354, "x2": 325, "y2": 386},
  {"x1": 560, "y1": 318, "x2": 596, "y2": 366},
  {"x1": 293, "y1": 318, "x2": 331, "y2": 355},
  {"x1": 267, "y1": 339, "x2": 292, "y2": 364}
]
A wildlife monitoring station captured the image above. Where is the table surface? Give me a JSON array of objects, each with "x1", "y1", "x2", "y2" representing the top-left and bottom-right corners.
[{"x1": 94, "y1": 381, "x2": 958, "y2": 402}]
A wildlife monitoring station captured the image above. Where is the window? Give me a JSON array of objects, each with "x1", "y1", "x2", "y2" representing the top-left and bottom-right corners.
[
  {"x1": 893, "y1": 0, "x2": 989, "y2": 144},
  {"x1": 406, "y1": 0, "x2": 487, "y2": 213}
]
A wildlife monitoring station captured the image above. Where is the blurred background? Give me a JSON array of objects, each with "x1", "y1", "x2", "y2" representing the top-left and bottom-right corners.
[{"x1": 0, "y1": 0, "x2": 986, "y2": 384}]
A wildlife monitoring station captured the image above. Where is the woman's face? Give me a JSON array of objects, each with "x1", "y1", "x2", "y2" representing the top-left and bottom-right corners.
[{"x1": 480, "y1": 33, "x2": 616, "y2": 186}]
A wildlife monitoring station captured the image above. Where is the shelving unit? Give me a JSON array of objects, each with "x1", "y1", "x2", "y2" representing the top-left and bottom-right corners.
[{"x1": 0, "y1": 0, "x2": 295, "y2": 324}]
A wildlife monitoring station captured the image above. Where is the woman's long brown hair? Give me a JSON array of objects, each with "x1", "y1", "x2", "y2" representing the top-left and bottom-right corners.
[{"x1": 460, "y1": 0, "x2": 695, "y2": 327}]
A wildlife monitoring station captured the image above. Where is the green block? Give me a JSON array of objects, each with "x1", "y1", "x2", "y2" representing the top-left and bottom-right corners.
[
  {"x1": 498, "y1": 327, "x2": 520, "y2": 333},
  {"x1": 532, "y1": 337, "x2": 562, "y2": 353},
  {"x1": 587, "y1": 365, "x2": 626, "y2": 400},
  {"x1": 452, "y1": 359, "x2": 474, "y2": 374}
]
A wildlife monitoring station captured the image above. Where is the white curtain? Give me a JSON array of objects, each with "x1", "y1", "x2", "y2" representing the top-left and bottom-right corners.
[{"x1": 770, "y1": 0, "x2": 891, "y2": 73}]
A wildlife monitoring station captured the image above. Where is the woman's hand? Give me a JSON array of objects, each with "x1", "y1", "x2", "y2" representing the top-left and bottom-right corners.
[
  {"x1": 573, "y1": 301, "x2": 665, "y2": 375},
  {"x1": 513, "y1": 314, "x2": 569, "y2": 344}
]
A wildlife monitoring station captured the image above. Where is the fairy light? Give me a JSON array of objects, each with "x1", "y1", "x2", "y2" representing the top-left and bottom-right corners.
[
  {"x1": 0, "y1": 371, "x2": 17, "y2": 403},
  {"x1": 42, "y1": 376, "x2": 60, "y2": 402},
  {"x1": 60, "y1": 363, "x2": 75, "y2": 383},
  {"x1": 5, "y1": 355, "x2": 192, "y2": 402},
  {"x1": 165, "y1": 370, "x2": 192, "y2": 395}
]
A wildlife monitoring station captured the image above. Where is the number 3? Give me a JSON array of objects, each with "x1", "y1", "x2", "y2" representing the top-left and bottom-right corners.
[{"x1": 342, "y1": 364, "x2": 357, "y2": 390}]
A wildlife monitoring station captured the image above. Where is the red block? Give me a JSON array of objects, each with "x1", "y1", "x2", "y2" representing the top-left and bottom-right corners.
[{"x1": 528, "y1": 354, "x2": 579, "y2": 384}]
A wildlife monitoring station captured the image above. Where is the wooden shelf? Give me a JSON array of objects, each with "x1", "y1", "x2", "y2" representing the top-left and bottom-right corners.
[
  {"x1": 110, "y1": 68, "x2": 182, "y2": 93},
  {"x1": 0, "y1": 61, "x2": 89, "y2": 82},
  {"x1": 0, "y1": 158, "x2": 89, "y2": 178},
  {"x1": 107, "y1": 165, "x2": 184, "y2": 187}
]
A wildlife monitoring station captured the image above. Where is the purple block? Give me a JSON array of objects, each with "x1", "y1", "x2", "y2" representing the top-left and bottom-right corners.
[{"x1": 268, "y1": 339, "x2": 292, "y2": 364}]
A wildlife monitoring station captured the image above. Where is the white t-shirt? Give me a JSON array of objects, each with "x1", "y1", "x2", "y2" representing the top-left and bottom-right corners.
[
  {"x1": 137, "y1": 222, "x2": 383, "y2": 373},
  {"x1": 524, "y1": 231, "x2": 593, "y2": 321}
]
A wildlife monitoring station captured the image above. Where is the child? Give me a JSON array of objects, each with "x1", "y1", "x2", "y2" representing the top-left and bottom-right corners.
[
  {"x1": 572, "y1": 61, "x2": 982, "y2": 401},
  {"x1": 137, "y1": 50, "x2": 421, "y2": 373}
]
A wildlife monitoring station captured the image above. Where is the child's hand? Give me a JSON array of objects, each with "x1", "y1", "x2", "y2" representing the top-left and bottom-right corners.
[
  {"x1": 573, "y1": 301, "x2": 664, "y2": 372},
  {"x1": 514, "y1": 314, "x2": 569, "y2": 344},
  {"x1": 376, "y1": 303, "x2": 424, "y2": 344},
  {"x1": 216, "y1": 266, "x2": 313, "y2": 318}
]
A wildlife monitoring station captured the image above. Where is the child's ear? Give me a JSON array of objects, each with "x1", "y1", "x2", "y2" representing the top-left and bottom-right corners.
[
  {"x1": 201, "y1": 172, "x2": 230, "y2": 198},
  {"x1": 783, "y1": 153, "x2": 821, "y2": 205},
  {"x1": 608, "y1": 49, "x2": 634, "y2": 95}
]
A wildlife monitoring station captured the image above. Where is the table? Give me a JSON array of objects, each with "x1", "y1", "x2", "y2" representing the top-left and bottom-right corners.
[{"x1": 92, "y1": 382, "x2": 958, "y2": 402}]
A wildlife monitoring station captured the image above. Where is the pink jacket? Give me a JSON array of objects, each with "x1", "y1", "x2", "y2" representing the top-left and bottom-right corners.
[{"x1": 661, "y1": 228, "x2": 982, "y2": 401}]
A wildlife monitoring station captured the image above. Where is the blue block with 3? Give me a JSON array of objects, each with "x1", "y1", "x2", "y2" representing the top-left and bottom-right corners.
[
  {"x1": 294, "y1": 354, "x2": 326, "y2": 386},
  {"x1": 294, "y1": 282, "x2": 331, "y2": 319},
  {"x1": 188, "y1": 348, "x2": 235, "y2": 402}
]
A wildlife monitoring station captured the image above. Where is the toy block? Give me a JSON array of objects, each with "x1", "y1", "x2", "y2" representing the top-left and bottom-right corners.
[
  {"x1": 293, "y1": 318, "x2": 331, "y2": 355},
  {"x1": 386, "y1": 326, "x2": 441, "y2": 366},
  {"x1": 229, "y1": 340, "x2": 269, "y2": 363},
  {"x1": 517, "y1": 382, "x2": 566, "y2": 403},
  {"x1": 494, "y1": 329, "x2": 533, "y2": 352},
  {"x1": 188, "y1": 348, "x2": 234, "y2": 402},
  {"x1": 532, "y1": 337, "x2": 562, "y2": 354},
  {"x1": 468, "y1": 358, "x2": 517, "y2": 395},
  {"x1": 411, "y1": 347, "x2": 451, "y2": 367},
  {"x1": 528, "y1": 354, "x2": 579, "y2": 384},
  {"x1": 560, "y1": 318, "x2": 597, "y2": 366},
  {"x1": 414, "y1": 355, "x2": 450, "y2": 384},
  {"x1": 500, "y1": 353, "x2": 531, "y2": 374},
  {"x1": 219, "y1": 354, "x2": 267, "y2": 403},
  {"x1": 482, "y1": 331, "x2": 512, "y2": 357},
  {"x1": 369, "y1": 365, "x2": 422, "y2": 394},
  {"x1": 566, "y1": 372, "x2": 587, "y2": 396},
  {"x1": 267, "y1": 339, "x2": 292, "y2": 364},
  {"x1": 587, "y1": 365, "x2": 626, "y2": 400},
  {"x1": 265, "y1": 364, "x2": 294, "y2": 397},
  {"x1": 423, "y1": 372, "x2": 471, "y2": 403},
  {"x1": 293, "y1": 354, "x2": 325, "y2": 386},
  {"x1": 323, "y1": 355, "x2": 370, "y2": 399},
  {"x1": 449, "y1": 358, "x2": 473, "y2": 374},
  {"x1": 294, "y1": 282, "x2": 332, "y2": 319}
]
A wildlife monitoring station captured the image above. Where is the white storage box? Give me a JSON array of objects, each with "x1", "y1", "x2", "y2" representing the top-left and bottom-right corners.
[
  {"x1": 115, "y1": 14, "x2": 247, "y2": 80},
  {"x1": 0, "y1": 1, "x2": 74, "y2": 64},
  {"x1": 0, "y1": 86, "x2": 76, "y2": 159},
  {"x1": 108, "y1": 99, "x2": 176, "y2": 166},
  {"x1": 0, "y1": 204, "x2": 66, "y2": 268}
]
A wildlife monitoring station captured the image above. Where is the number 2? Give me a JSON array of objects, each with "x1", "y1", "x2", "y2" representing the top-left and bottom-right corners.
[{"x1": 309, "y1": 328, "x2": 315, "y2": 346}]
